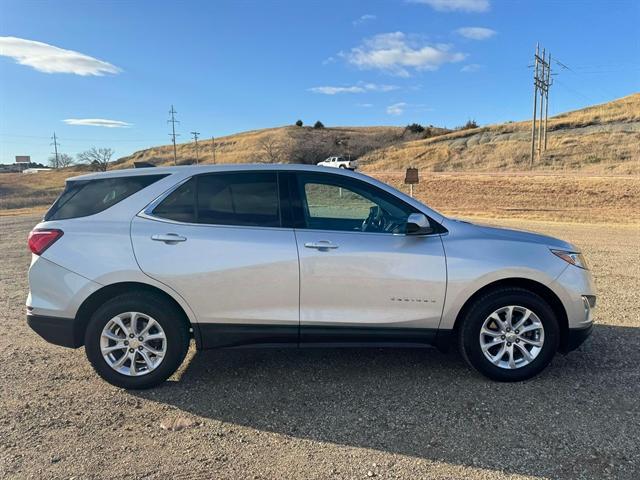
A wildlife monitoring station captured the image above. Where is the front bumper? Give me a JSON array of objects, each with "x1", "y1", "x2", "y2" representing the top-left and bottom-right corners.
[{"x1": 27, "y1": 313, "x2": 83, "y2": 348}]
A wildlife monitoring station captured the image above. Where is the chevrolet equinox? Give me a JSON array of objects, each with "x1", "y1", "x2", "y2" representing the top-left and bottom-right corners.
[{"x1": 26, "y1": 165, "x2": 595, "y2": 388}]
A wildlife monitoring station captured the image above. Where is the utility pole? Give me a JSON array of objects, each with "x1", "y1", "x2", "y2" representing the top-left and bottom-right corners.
[
  {"x1": 530, "y1": 43, "x2": 539, "y2": 168},
  {"x1": 211, "y1": 136, "x2": 216, "y2": 164},
  {"x1": 538, "y1": 48, "x2": 546, "y2": 160},
  {"x1": 190, "y1": 131, "x2": 200, "y2": 164},
  {"x1": 167, "y1": 105, "x2": 180, "y2": 165},
  {"x1": 530, "y1": 44, "x2": 551, "y2": 166},
  {"x1": 51, "y1": 132, "x2": 60, "y2": 169},
  {"x1": 544, "y1": 53, "x2": 552, "y2": 150}
]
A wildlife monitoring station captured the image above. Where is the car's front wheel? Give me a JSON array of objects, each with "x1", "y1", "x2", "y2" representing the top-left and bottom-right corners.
[
  {"x1": 85, "y1": 292, "x2": 190, "y2": 389},
  {"x1": 458, "y1": 288, "x2": 560, "y2": 381}
]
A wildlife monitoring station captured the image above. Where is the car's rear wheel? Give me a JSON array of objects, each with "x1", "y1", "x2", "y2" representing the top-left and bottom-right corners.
[
  {"x1": 85, "y1": 292, "x2": 190, "y2": 389},
  {"x1": 458, "y1": 288, "x2": 560, "y2": 381},
  {"x1": 339, "y1": 164, "x2": 346, "y2": 169}
]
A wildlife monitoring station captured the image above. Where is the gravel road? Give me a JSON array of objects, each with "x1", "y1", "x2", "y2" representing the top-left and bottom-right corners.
[{"x1": 1, "y1": 215, "x2": 638, "y2": 479}]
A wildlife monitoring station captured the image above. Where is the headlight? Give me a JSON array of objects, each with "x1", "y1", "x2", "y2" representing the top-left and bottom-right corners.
[{"x1": 550, "y1": 249, "x2": 589, "y2": 269}]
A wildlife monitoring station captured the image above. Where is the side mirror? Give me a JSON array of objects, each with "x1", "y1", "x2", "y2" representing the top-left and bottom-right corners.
[{"x1": 406, "y1": 213, "x2": 433, "y2": 235}]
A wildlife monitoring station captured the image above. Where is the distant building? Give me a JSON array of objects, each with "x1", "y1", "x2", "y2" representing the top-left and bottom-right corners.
[{"x1": 22, "y1": 168, "x2": 52, "y2": 174}]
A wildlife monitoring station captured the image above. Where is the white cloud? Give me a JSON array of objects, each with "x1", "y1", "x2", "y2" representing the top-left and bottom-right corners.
[
  {"x1": 456, "y1": 27, "x2": 496, "y2": 40},
  {"x1": 357, "y1": 103, "x2": 374, "y2": 108},
  {"x1": 0, "y1": 36, "x2": 121, "y2": 76},
  {"x1": 309, "y1": 82, "x2": 399, "y2": 95},
  {"x1": 386, "y1": 102, "x2": 407, "y2": 115},
  {"x1": 343, "y1": 32, "x2": 466, "y2": 77},
  {"x1": 409, "y1": 0, "x2": 490, "y2": 13},
  {"x1": 64, "y1": 118, "x2": 131, "y2": 128},
  {"x1": 353, "y1": 14, "x2": 377, "y2": 26},
  {"x1": 461, "y1": 63, "x2": 483, "y2": 72}
]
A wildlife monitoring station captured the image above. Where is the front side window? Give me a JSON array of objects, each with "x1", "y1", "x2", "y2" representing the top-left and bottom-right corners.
[
  {"x1": 296, "y1": 173, "x2": 416, "y2": 234},
  {"x1": 152, "y1": 172, "x2": 281, "y2": 228}
]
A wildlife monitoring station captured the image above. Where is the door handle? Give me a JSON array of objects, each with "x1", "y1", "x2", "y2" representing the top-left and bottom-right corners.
[
  {"x1": 151, "y1": 233, "x2": 187, "y2": 244},
  {"x1": 304, "y1": 241, "x2": 339, "y2": 250}
]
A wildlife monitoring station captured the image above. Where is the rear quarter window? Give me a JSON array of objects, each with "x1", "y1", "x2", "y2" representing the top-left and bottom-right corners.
[{"x1": 45, "y1": 174, "x2": 167, "y2": 221}]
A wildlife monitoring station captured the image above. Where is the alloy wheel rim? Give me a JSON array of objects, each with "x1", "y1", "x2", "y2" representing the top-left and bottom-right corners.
[
  {"x1": 479, "y1": 305, "x2": 545, "y2": 370},
  {"x1": 100, "y1": 312, "x2": 167, "y2": 377}
]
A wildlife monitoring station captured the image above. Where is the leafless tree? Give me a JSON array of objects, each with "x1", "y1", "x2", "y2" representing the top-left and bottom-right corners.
[
  {"x1": 47, "y1": 153, "x2": 74, "y2": 168},
  {"x1": 77, "y1": 147, "x2": 114, "y2": 172},
  {"x1": 258, "y1": 137, "x2": 287, "y2": 163}
]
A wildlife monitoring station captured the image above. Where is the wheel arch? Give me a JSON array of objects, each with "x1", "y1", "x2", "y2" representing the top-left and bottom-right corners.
[
  {"x1": 450, "y1": 278, "x2": 569, "y2": 352},
  {"x1": 75, "y1": 281, "x2": 201, "y2": 348}
]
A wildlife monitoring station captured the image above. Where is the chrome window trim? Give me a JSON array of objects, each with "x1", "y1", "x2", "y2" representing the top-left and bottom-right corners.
[{"x1": 137, "y1": 170, "x2": 445, "y2": 237}]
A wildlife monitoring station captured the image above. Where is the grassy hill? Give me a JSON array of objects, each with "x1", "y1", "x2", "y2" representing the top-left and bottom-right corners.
[
  {"x1": 358, "y1": 93, "x2": 640, "y2": 174},
  {"x1": 115, "y1": 125, "x2": 447, "y2": 168},
  {"x1": 1, "y1": 94, "x2": 638, "y2": 222}
]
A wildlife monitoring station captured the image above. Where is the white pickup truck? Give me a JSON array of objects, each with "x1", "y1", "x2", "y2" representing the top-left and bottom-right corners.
[{"x1": 317, "y1": 156, "x2": 357, "y2": 170}]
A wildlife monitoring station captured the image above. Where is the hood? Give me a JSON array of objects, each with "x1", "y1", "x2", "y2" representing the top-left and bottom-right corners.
[{"x1": 445, "y1": 218, "x2": 577, "y2": 251}]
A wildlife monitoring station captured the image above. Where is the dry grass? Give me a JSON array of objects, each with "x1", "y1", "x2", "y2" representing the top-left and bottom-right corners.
[
  {"x1": 0, "y1": 171, "x2": 69, "y2": 211},
  {"x1": 1, "y1": 95, "x2": 638, "y2": 221},
  {"x1": 359, "y1": 93, "x2": 640, "y2": 174},
  {"x1": 116, "y1": 125, "x2": 439, "y2": 168},
  {"x1": 372, "y1": 172, "x2": 640, "y2": 224}
]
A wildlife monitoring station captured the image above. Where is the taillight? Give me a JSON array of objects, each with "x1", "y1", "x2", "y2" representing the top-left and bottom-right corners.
[{"x1": 28, "y1": 229, "x2": 64, "y2": 255}]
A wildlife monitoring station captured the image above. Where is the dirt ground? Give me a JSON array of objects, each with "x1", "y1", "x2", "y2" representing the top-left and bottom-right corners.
[{"x1": 1, "y1": 214, "x2": 639, "y2": 479}]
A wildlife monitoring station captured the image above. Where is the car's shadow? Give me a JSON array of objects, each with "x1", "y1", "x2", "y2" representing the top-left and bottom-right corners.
[{"x1": 133, "y1": 324, "x2": 639, "y2": 479}]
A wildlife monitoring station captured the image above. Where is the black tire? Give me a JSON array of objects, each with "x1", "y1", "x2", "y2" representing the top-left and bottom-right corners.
[
  {"x1": 458, "y1": 288, "x2": 559, "y2": 382},
  {"x1": 85, "y1": 292, "x2": 190, "y2": 389},
  {"x1": 339, "y1": 164, "x2": 346, "y2": 169}
]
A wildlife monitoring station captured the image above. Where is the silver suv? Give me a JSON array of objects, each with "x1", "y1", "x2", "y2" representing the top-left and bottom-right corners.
[{"x1": 26, "y1": 165, "x2": 595, "y2": 388}]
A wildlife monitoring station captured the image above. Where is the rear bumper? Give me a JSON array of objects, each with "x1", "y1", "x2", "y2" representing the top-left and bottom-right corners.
[
  {"x1": 562, "y1": 324, "x2": 594, "y2": 353},
  {"x1": 27, "y1": 313, "x2": 83, "y2": 348}
]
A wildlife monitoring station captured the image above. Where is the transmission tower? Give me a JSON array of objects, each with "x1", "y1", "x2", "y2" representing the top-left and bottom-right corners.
[{"x1": 51, "y1": 132, "x2": 60, "y2": 168}]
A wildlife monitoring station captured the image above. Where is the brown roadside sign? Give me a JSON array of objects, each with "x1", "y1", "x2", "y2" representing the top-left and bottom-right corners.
[{"x1": 404, "y1": 167, "x2": 419, "y2": 184}]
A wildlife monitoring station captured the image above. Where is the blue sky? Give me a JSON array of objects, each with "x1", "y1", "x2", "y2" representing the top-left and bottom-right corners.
[{"x1": 0, "y1": 0, "x2": 638, "y2": 164}]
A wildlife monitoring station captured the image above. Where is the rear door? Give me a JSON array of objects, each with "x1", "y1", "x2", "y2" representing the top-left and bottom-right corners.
[
  {"x1": 289, "y1": 171, "x2": 447, "y2": 343},
  {"x1": 131, "y1": 171, "x2": 300, "y2": 348}
]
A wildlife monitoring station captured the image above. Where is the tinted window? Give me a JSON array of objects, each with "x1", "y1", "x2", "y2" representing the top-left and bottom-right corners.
[
  {"x1": 152, "y1": 178, "x2": 196, "y2": 223},
  {"x1": 297, "y1": 173, "x2": 415, "y2": 234},
  {"x1": 197, "y1": 172, "x2": 280, "y2": 227},
  {"x1": 45, "y1": 175, "x2": 167, "y2": 221},
  {"x1": 152, "y1": 173, "x2": 281, "y2": 227}
]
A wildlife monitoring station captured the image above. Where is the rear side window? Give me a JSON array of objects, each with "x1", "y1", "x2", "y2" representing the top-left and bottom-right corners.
[
  {"x1": 152, "y1": 178, "x2": 196, "y2": 223},
  {"x1": 45, "y1": 175, "x2": 167, "y2": 221},
  {"x1": 197, "y1": 172, "x2": 280, "y2": 227},
  {"x1": 152, "y1": 172, "x2": 281, "y2": 227}
]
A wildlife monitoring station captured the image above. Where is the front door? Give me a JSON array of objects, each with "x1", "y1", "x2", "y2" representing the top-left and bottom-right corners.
[
  {"x1": 131, "y1": 171, "x2": 300, "y2": 348},
  {"x1": 291, "y1": 172, "x2": 447, "y2": 343}
]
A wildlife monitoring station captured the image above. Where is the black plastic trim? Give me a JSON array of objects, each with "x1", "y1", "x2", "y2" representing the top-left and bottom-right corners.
[
  {"x1": 198, "y1": 324, "x2": 299, "y2": 349},
  {"x1": 562, "y1": 324, "x2": 594, "y2": 353},
  {"x1": 300, "y1": 326, "x2": 439, "y2": 345},
  {"x1": 197, "y1": 323, "x2": 444, "y2": 350},
  {"x1": 27, "y1": 314, "x2": 83, "y2": 348}
]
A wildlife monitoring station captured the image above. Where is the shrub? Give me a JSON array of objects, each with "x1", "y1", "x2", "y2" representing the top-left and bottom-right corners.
[
  {"x1": 459, "y1": 119, "x2": 478, "y2": 130},
  {"x1": 406, "y1": 123, "x2": 424, "y2": 134},
  {"x1": 295, "y1": 120, "x2": 303, "y2": 127},
  {"x1": 313, "y1": 121, "x2": 325, "y2": 129}
]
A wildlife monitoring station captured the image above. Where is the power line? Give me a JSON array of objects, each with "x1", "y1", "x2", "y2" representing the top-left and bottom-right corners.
[
  {"x1": 190, "y1": 131, "x2": 200, "y2": 165},
  {"x1": 167, "y1": 105, "x2": 180, "y2": 165}
]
